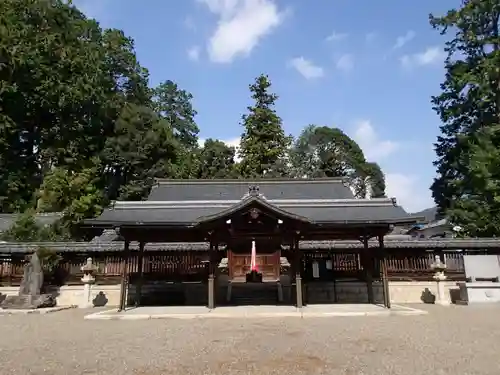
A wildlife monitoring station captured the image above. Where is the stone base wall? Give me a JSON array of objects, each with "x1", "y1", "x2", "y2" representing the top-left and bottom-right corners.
[
  {"x1": 0, "y1": 280, "x2": 462, "y2": 307},
  {"x1": 0, "y1": 284, "x2": 122, "y2": 307},
  {"x1": 306, "y1": 281, "x2": 460, "y2": 304}
]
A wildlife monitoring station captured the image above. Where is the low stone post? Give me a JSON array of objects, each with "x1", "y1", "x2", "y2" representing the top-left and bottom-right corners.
[
  {"x1": 431, "y1": 255, "x2": 449, "y2": 306},
  {"x1": 80, "y1": 257, "x2": 98, "y2": 308}
]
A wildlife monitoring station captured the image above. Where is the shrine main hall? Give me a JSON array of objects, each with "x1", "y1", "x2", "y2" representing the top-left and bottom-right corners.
[{"x1": 82, "y1": 177, "x2": 440, "y2": 311}]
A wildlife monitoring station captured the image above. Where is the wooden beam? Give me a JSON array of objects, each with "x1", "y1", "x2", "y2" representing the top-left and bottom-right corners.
[
  {"x1": 207, "y1": 237, "x2": 216, "y2": 309},
  {"x1": 135, "y1": 241, "x2": 145, "y2": 307},
  {"x1": 378, "y1": 234, "x2": 391, "y2": 309},
  {"x1": 363, "y1": 236, "x2": 374, "y2": 304},
  {"x1": 295, "y1": 235, "x2": 303, "y2": 308},
  {"x1": 118, "y1": 241, "x2": 130, "y2": 312}
]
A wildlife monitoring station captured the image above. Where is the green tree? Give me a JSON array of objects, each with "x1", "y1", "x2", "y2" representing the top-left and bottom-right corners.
[
  {"x1": 289, "y1": 125, "x2": 375, "y2": 198},
  {"x1": 449, "y1": 126, "x2": 500, "y2": 236},
  {"x1": 197, "y1": 139, "x2": 239, "y2": 178},
  {"x1": 363, "y1": 162, "x2": 386, "y2": 198},
  {"x1": 152, "y1": 80, "x2": 199, "y2": 149},
  {"x1": 0, "y1": 210, "x2": 61, "y2": 241},
  {"x1": 102, "y1": 103, "x2": 181, "y2": 201},
  {"x1": 36, "y1": 161, "x2": 104, "y2": 235},
  {"x1": 0, "y1": 0, "x2": 153, "y2": 212},
  {"x1": 238, "y1": 75, "x2": 292, "y2": 178},
  {"x1": 430, "y1": 0, "x2": 500, "y2": 235}
]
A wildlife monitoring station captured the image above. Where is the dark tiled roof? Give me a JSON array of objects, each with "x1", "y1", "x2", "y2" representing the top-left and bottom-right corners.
[
  {"x1": 90, "y1": 197, "x2": 417, "y2": 226},
  {"x1": 0, "y1": 213, "x2": 62, "y2": 232},
  {"x1": 293, "y1": 238, "x2": 500, "y2": 250},
  {"x1": 90, "y1": 229, "x2": 119, "y2": 243},
  {"x1": 0, "y1": 238, "x2": 499, "y2": 253},
  {"x1": 0, "y1": 242, "x2": 215, "y2": 253},
  {"x1": 148, "y1": 178, "x2": 355, "y2": 201}
]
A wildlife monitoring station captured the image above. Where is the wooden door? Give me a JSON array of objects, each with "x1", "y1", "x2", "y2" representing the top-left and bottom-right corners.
[{"x1": 228, "y1": 251, "x2": 280, "y2": 281}]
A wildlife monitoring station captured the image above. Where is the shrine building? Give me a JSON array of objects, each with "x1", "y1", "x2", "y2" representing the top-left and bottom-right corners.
[{"x1": 83, "y1": 178, "x2": 423, "y2": 311}]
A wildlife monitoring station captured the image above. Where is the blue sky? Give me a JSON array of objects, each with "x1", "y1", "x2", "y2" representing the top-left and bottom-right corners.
[{"x1": 75, "y1": 0, "x2": 458, "y2": 213}]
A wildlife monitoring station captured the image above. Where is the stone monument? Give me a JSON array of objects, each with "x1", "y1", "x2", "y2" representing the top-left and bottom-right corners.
[{"x1": 1, "y1": 252, "x2": 56, "y2": 309}]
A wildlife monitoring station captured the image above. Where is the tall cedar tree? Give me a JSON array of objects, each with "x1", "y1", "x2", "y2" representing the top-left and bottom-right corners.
[
  {"x1": 152, "y1": 80, "x2": 200, "y2": 178},
  {"x1": 152, "y1": 80, "x2": 199, "y2": 149},
  {"x1": 239, "y1": 75, "x2": 292, "y2": 178},
  {"x1": 430, "y1": 0, "x2": 500, "y2": 236},
  {"x1": 0, "y1": 0, "x2": 152, "y2": 213}
]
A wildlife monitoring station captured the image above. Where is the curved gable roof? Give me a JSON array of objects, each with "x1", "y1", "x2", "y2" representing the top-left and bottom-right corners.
[{"x1": 194, "y1": 195, "x2": 311, "y2": 225}]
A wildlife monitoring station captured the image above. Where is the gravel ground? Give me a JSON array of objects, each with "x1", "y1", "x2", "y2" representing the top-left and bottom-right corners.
[{"x1": 1, "y1": 304, "x2": 499, "y2": 375}]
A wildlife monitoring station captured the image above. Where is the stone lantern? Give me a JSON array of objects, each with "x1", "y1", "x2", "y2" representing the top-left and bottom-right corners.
[
  {"x1": 431, "y1": 255, "x2": 449, "y2": 306},
  {"x1": 79, "y1": 257, "x2": 98, "y2": 308}
]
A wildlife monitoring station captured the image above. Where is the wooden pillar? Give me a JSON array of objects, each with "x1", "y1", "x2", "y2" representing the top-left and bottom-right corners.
[
  {"x1": 378, "y1": 234, "x2": 391, "y2": 309},
  {"x1": 118, "y1": 240, "x2": 130, "y2": 312},
  {"x1": 135, "y1": 242, "x2": 145, "y2": 307},
  {"x1": 294, "y1": 236, "x2": 303, "y2": 308},
  {"x1": 208, "y1": 240, "x2": 216, "y2": 309},
  {"x1": 363, "y1": 236, "x2": 374, "y2": 304}
]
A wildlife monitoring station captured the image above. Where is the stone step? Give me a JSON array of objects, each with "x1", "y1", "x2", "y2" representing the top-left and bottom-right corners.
[{"x1": 228, "y1": 283, "x2": 279, "y2": 304}]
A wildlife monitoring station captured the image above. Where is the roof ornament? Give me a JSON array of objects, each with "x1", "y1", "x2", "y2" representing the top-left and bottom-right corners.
[
  {"x1": 248, "y1": 185, "x2": 260, "y2": 197},
  {"x1": 249, "y1": 208, "x2": 260, "y2": 220}
]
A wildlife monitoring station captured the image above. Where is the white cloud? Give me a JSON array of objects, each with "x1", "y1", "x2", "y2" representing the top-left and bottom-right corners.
[
  {"x1": 187, "y1": 46, "x2": 201, "y2": 61},
  {"x1": 400, "y1": 46, "x2": 446, "y2": 68},
  {"x1": 336, "y1": 54, "x2": 354, "y2": 72},
  {"x1": 385, "y1": 173, "x2": 433, "y2": 213},
  {"x1": 351, "y1": 120, "x2": 432, "y2": 212},
  {"x1": 288, "y1": 57, "x2": 325, "y2": 79},
  {"x1": 326, "y1": 31, "x2": 348, "y2": 42},
  {"x1": 352, "y1": 120, "x2": 399, "y2": 160},
  {"x1": 393, "y1": 30, "x2": 416, "y2": 49},
  {"x1": 198, "y1": 0, "x2": 287, "y2": 63}
]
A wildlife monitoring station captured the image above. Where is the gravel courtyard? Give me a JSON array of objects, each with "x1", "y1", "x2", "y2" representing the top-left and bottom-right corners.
[{"x1": 1, "y1": 305, "x2": 499, "y2": 375}]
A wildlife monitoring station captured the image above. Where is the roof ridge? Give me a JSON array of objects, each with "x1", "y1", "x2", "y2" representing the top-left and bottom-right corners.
[
  {"x1": 154, "y1": 178, "x2": 347, "y2": 185},
  {"x1": 112, "y1": 198, "x2": 400, "y2": 210}
]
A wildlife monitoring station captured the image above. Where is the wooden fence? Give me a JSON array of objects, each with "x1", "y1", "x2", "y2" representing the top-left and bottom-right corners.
[
  {"x1": 303, "y1": 250, "x2": 467, "y2": 281},
  {"x1": 0, "y1": 251, "x2": 210, "y2": 286},
  {"x1": 0, "y1": 250, "x2": 469, "y2": 286}
]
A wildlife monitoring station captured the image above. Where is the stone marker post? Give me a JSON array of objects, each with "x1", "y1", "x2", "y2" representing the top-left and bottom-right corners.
[
  {"x1": 80, "y1": 258, "x2": 98, "y2": 308},
  {"x1": 431, "y1": 255, "x2": 449, "y2": 306}
]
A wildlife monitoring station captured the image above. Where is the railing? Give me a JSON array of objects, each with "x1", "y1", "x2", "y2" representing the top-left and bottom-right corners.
[
  {"x1": 0, "y1": 251, "x2": 210, "y2": 286},
  {"x1": 303, "y1": 250, "x2": 466, "y2": 281},
  {"x1": 0, "y1": 249, "x2": 470, "y2": 286}
]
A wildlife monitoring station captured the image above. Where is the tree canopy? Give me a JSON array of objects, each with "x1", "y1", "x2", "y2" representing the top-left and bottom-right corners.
[
  {"x1": 238, "y1": 75, "x2": 292, "y2": 178},
  {"x1": 0, "y1": 0, "x2": 389, "y2": 240},
  {"x1": 430, "y1": 0, "x2": 500, "y2": 236}
]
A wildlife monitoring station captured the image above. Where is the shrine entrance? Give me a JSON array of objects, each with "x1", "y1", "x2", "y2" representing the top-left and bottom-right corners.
[
  {"x1": 227, "y1": 240, "x2": 281, "y2": 282},
  {"x1": 223, "y1": 239, "x2": 284, "y2": 305}
]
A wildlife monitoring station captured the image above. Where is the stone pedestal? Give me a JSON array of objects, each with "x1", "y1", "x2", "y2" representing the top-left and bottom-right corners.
[{"x1": 431, "y1": 255, "x2": 449, "y2": 306}]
